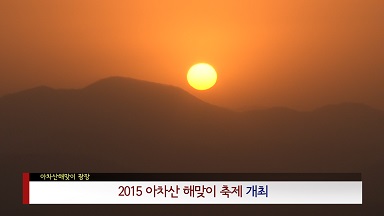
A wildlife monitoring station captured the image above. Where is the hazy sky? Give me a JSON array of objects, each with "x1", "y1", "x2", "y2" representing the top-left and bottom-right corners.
[{"x1": 1, "y1": 0, "x2": 383, "y2": 110}]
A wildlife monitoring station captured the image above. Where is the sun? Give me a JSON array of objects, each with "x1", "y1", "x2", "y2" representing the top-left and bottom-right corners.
[{"x1": 187, "y1": 63, "x2": 217, "y2": 90}]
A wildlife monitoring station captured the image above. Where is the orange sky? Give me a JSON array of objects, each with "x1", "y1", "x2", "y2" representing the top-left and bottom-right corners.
[{"x1": 0, "y1": 0, "x2": 383, "y2": 110}]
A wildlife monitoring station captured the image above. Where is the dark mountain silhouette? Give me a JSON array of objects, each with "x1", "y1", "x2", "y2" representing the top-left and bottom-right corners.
[{"x1": 1, "y1": 77, "x2": 383, "y2": 215}]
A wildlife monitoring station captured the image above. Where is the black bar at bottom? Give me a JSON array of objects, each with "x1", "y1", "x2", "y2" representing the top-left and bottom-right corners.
[{"x1": 29, "y1": 173, "x2": 361, "y2": 181}]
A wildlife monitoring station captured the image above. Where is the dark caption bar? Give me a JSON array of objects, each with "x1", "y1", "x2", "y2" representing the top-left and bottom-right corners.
[{"x1": 29, "y1": 173, "x2": 361, "y2": 181}]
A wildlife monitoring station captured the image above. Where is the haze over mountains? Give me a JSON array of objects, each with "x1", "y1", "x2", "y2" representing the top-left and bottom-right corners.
[{"x1": 1, "y1": 77, "x2": 383, "y2": 215}]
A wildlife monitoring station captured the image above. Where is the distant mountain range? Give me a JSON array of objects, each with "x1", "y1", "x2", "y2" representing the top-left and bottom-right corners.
[{"x1": 1, "y1": 77, "x2": 383, "y2": 215}]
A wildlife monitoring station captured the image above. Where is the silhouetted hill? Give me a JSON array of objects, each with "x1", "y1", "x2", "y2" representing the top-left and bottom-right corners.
[
  {"x1": 82, "y1": 76, "x2": 227, "y2": 111},
  {"x1": 1, "y1": 77, "x2": 383, "y2": 215}
]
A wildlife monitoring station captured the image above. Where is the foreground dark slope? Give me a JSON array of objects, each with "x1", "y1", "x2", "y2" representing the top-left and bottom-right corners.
[{"x1": 0, "y1": 77, "x2": 383, "y2": 215}]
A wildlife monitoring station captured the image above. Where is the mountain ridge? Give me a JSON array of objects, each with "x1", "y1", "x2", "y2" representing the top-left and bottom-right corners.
[{"x1": 1, "y1": 76, "x2": 382, "y2": 114}]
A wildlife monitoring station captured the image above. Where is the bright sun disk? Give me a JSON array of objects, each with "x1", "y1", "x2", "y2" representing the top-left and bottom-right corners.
[{"x1": 187, "y1": 63, "x2": 217, "y2": 90}]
